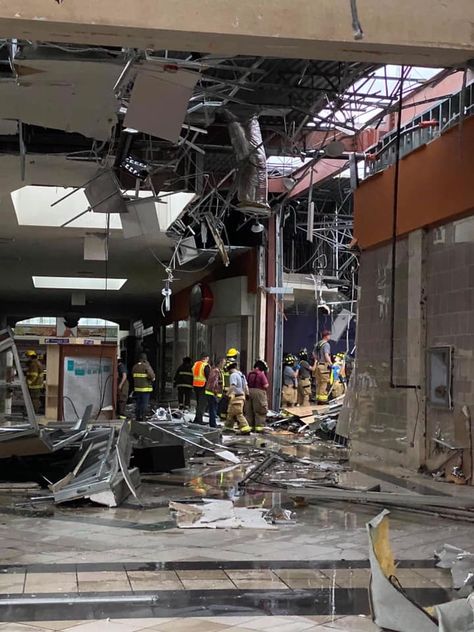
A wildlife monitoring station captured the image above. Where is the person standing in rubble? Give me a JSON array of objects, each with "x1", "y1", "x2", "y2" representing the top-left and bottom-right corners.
[
  {"x1": 246, "y1": 359, "x2": 269, "y2": 433},
  {"x1": 296, "y1": 349, "x2": 312, "y2": 407},
  {"x1": 205, "y1": 357, "x2": 225, "y2": 428},
  {"x1": 218, "y1": 347, "x2": 239, "y2": 423},
  {"x1": 117, "y1": 357, "x2": 129, "y2": 420},
  {"x1": 173, "y1": 356, "x2": 194, "y2": 410},
  {"x1": 132, "y1": 352, "x2": 155, "y2": 421},
  {"x1": 224, "y1": 361, "x2": 251, "y2": 434},
  {"x1": 329, "y1": 353, "x2": 346, "y2": 399},
  {"x1": 313, "y1": 330, "x2": 332, "y2": 404},
  {"x1": 25, "y1": 350, "x2": 44, "y2": 414},
  {"x1": 192, "y1": 352, "x2": 210, "y2": 425},
  {"x1": 281, "y1": 353, "x2": 297, "y2": 408}
]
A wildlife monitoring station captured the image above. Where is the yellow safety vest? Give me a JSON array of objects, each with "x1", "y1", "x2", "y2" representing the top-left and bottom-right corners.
[{"x1": 192, "y1": 361, "x2": 208, "y2": 387}]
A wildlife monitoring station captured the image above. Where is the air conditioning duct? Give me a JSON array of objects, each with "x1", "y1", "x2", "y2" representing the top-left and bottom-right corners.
[{"x1": 225, "y1": 111, "x2": 270, "y2": 216}]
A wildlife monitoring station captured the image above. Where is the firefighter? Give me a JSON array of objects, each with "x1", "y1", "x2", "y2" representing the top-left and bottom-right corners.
[
  {"x1": 313, "y1": 330, "x2": 332, "y2": 404},
  {"x1": 224, "y1": 361, "x2": 251, "y2": 434},
  {"x1": 329, "y1": 353, "x2": 346, "y2": 399},
  {"x1": 218, "y1": 347, "x2": 240, "y2": 422},
  {"x1": 192, "y1": 353, "x2": 210, "y2": 425},
  {"x1": 246, "y1": 360, "x2": 269, "y2": 432},
  {"x1": 25, "y1": 350, "x2": 44, "y2": 414},
  {"x1": 204, "y1": 357, "x2": 225, "y2": 428},
  {"x1": 132, "y1": 353, "x2": 155, "y2": 421},
  {"x1": 296, "y1": 349, "x2": 312, "y2": 407},
  {"x1": 281, "y1": 353, "x2": 297, "y2": 408},
  {"x1": 173, "y1": 356, "x2": 193, "y2": 409}
]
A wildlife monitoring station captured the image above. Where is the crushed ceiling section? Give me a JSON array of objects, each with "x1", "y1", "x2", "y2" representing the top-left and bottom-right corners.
[{"x1": 0, "y1": 59, "x2": 120, "y2": 140}]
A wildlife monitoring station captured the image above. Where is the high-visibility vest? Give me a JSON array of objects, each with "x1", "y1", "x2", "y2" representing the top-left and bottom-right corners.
[
  {"x1": 132, "y1": 362, "x2": 153, "y2": 393},
  {"x1": 192, "y1": 360, "x2": 208, "y2": 387}
]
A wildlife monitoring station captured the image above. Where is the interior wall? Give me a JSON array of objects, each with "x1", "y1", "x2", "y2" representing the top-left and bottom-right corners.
[
  {"x1": 425, "y1": 216, "x2": 474, "y2": 469},
  {"x1": 350, "y1": 215, "x2": 474, "y2": 478},
  {"x1": 350, "y1": 238, "x2": 410, "y2": 468}
]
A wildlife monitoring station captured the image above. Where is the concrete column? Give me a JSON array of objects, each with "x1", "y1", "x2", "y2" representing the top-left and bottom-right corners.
[
  {"x1": 405, "y1": 229, "x2": 426, "y2": 469},
  {"x1": 0, "y1": 1, "x2": 472, "y2": 66}
]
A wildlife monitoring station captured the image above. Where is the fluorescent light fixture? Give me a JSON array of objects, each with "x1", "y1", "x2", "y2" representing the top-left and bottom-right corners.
[{"x1": 32, "y1": 276, "x2": 127, "y2": 290}]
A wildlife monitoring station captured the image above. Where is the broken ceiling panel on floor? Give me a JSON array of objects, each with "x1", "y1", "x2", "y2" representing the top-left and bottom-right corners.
[{"x1": 0, "y1": 59, "x2": 120, "y2": 140}]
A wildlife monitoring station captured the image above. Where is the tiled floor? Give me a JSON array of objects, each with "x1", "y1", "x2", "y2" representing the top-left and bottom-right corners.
[
  {"x1": 0, "y1": 615, "x2": 380, "y2": 631},
  {"x1": 0, "y1": 565, "x2": 451, "y2": 594}
]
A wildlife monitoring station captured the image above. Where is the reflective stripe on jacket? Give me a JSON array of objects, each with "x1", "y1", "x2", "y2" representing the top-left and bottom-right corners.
[
  {"x1": 192, "y1": 360, "x2": 208, "y2": 387},
  {"x1": 26, "y1": 360, "x2": 44, "y2": 389},
  {"x1": 174, "y1": 364, "x2": 194, "y2": 388},
  {"x1": 205, "y1": 368, "x2": 224, "y2": 398},
  {"x1": 132, "y1": 361, "x2": 154, "y2": 393}
]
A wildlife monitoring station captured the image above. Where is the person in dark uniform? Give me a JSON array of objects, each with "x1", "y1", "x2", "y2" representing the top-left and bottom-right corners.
[
  {"x1": 173, "y1": 357, "x2": 193, "y2": 409},
  {"x1": 117, "y1": 357, "x2": 129, "y2": 420}
]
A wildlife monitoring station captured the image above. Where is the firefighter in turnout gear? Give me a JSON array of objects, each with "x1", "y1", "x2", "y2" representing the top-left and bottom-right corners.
[
  {"x1": 296, "y1": 349, "x2": 312, "y2": 407},
  {"x1": 25, "y1": 350, "x2": 44, "y2": 414},
  {"x1": 281, "y1": 353, "x2": 297, "y2": 408},
  {"x1": 246, "y1": 360, "x2": 269, "y2": 432},
  {"x1": 218, "y1": 347, "x2": 240, "y2": 422},
  {"x1": 313, "y1": 330, "x2": 332, "y2": 403},
  {"x1": 224, "y1": 361, "x2": 251, "y2": 434},
  {"x1": 173, "y1": 356, "x2": 193, "y2": 409},
  {"x1": 329, "y1": 353, "x2": 346, "y2": 399},
  {"x1": 132, "y1": 353, "x2": 155, "y2": 421},
  {"x1": 205, "y1": 358, "x2": 225, "y2": 428}
]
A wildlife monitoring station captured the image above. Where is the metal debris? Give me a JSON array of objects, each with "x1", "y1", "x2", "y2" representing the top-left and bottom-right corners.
[
  {"x1": 436, "y1": 545, "x2": 474, "y2": 596},
  {"x1": 170, "y1": 499, "x2": 276, "y2": 530},
  {"x1": 50, "y1": 422, "x2": 140, "y2": 508}
]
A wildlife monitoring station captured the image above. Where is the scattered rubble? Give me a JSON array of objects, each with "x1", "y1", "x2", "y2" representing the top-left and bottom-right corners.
[
  {"x1": 169, "y1": 499, "x2": 276, "y2": 529},
  {"x1": 368, "y1": 510, "x2": 474, "y2": 632}
]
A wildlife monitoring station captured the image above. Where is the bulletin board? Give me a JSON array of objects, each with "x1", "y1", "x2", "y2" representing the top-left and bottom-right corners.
[{"x1": 58, "y1": 344, "x2": 117, "y2": 421}]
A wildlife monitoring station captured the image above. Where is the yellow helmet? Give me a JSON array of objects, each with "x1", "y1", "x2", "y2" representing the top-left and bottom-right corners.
[
  {"x1": 25, "y1": 350, "x2": 37, "y2": 358},
  {"x1": 226, "y1": 347, "x2": 239, "y2": 358}
]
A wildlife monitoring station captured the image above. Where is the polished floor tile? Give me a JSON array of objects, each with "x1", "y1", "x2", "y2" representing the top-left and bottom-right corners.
[
  {"x1": 179, "y1": 578, "x2": 236, "y2": 590},
  {"x1": 77, "y1": 571, "x2": 129, "y2": 583},
  {"x1": 177, "y1": 570, "x2": 228, "y2": 580},
  {"x1": 0, "y1": 572, "x2": 25, "y2": 594},
  {"x1": 77, "y1": 581, "x2": 131, "y2": 593},
  {"x1": 282, "y1": 576, "x2": 332, "y2": 589},
  {"x1": 225, "y1": 570, "x2": 277, "y2": 581},
  {"x1": 318, "y1": 615, "x2": 379, "y2": 631},
  {"x1": 127, "y1": 571, "x2": 179, "y2": 582},
  {"x1": 390, "y1": 569, "x2": 439, "y2": 588},
  {"x1": 413, "y1": 568, "x2": 452, "y2": 588},
  {"x1": 230, "y1": 578, "x2": 289, "y2": 590},
  {"x1": 20, "y1": 624, "x2": 84, "y2": 631},
  {"x1": 321, "y1": 569, "x2": 371, "y2": 588},
  {"x1": 144, "y1": 620, "x2": 231, "y2": 631},
  {"x1": 24, "y1": 572, "x2": 77, "y2": 594},
  {"x1": 274, "y1": 569, "x2": 324, "y2": 579}
]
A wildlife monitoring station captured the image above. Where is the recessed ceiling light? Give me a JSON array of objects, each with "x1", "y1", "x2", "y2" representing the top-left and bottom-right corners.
[{"x1": 32, "y1": 276, "x2": 127, "y2": 291}]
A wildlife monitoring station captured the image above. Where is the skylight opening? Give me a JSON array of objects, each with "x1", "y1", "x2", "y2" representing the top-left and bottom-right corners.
[{"x1": 32, "y1": 276, "x2": 127, "y2": 290}]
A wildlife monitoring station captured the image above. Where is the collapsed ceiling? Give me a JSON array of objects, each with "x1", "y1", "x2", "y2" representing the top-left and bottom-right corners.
[{"x1": 0, "y1": 39, "x2": 450, "y2": 322}]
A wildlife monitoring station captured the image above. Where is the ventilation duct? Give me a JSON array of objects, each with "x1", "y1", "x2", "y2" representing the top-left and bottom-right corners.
[{"x1": 225, "y1": 112, "x2": 270, "y2": 216}]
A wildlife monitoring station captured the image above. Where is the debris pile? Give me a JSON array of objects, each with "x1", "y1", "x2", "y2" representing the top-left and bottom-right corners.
[
  {"x1": 368, "y1": 510, "x2": 474, "y2": 632},
  {"x1": 169, "y1": 499, "x2": 276, "y2": 530}
]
